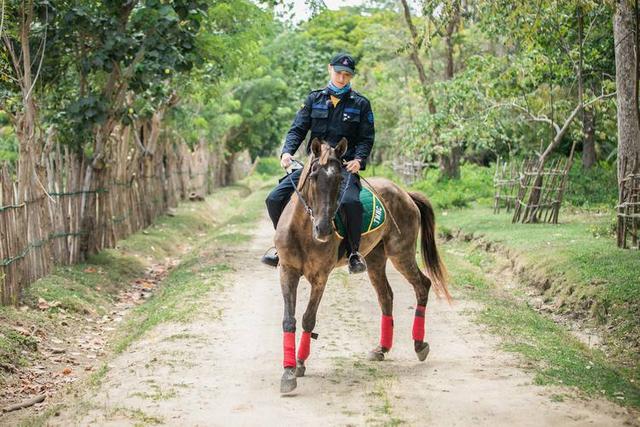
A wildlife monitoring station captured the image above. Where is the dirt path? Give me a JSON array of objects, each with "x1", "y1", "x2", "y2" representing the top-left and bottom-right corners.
[{"x1": 49, "y1": 215, "x2": 634, "y2": 426}]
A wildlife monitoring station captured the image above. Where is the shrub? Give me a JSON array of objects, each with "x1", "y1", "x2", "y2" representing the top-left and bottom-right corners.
[
  {"x1": 254, "y1": 156, "x2": 282, "y2": 176},
  {"x1": 360, "y1": 162, "x2": 402, "y2": 181},
  {"x1": 411, "y1": 164, "x2": 495, "y2": 209},
  {"x1": 565, "y1": 161, "x2": 617, "y2": 209}
]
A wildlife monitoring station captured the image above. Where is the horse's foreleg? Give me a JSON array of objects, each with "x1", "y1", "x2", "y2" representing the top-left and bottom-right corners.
[
  {"x1": 390, "y1": 256, "x2": 432, "y2": 362},
  {"x1": 296, "y1": 277, "x2": 327, "y2": 377},
  {"x1": 280, "y1": 266, "x2": 300, "y2": 393},
  {"x1": 365, "y1": 244, "x2": 394, "y2": 361}
]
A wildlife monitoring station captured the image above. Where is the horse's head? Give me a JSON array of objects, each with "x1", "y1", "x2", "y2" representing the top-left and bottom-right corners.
[{"x1": 303, "y1": 137, "x2": 348, "y2": 242}]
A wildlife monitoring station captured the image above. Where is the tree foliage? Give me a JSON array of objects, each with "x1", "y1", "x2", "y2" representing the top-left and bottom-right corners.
[{"x1": 0, "y1": 0, "x2": 621, "y2": 176}]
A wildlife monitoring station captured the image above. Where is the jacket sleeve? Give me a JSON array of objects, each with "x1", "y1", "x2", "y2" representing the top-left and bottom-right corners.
[
  {"x1": 281, "y1": 94, "x2": 313, "y2": 157},
  {"x1": 355, "y1": 100, "x2": 375, "y2": 166}
]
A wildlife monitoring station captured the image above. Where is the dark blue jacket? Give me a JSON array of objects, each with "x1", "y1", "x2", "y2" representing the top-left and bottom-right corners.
[{"x1": 281, "y1": 87, "x2": 375, "y2": 169}]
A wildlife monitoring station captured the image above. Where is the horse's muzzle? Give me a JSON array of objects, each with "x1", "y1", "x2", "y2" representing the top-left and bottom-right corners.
[{"x1": 313, "y1": 220, "x2": 332, "y2": 243}]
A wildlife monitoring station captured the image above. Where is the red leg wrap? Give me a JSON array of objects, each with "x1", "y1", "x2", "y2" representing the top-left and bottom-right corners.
[
  {"x1": 297, "y1": 331, "x2": 311, "y2": 361},
  {"x1": 283, "y1": 332, "x2": 296, "y2": 368},
  {"x1": 380, "y1": 315, "x2": 394, "y2": 350},
  {"x1": 412, "y1": 305, "x2": 426, "y2": 342}
]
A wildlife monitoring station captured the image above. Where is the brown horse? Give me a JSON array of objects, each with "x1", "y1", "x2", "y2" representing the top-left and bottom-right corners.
[{"x1": 275, "y1": 137, "x2": 451, "y2": 393}]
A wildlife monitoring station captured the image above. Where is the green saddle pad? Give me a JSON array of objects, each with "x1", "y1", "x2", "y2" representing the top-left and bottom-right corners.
[{"x1": 334, "y1": 186, "x2": 386, "y2": 239}]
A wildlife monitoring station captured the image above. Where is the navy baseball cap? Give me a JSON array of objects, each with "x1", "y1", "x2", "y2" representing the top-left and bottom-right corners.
[{"x1": 330, "y1": 53, "x2": 356, "y2": 75}]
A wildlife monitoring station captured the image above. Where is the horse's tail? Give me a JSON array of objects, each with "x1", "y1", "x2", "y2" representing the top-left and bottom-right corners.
[{"x1": 408, "y1": 191, "x2": 452, "y2": 303}]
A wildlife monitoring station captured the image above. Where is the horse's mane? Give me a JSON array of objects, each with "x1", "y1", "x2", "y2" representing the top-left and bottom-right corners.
[
  {"x1": 296, "y1": 155, "x2": 314, "y2": 192},
  {"x1": 296, "y1": 143, "x2": 334, "y2": 191}
]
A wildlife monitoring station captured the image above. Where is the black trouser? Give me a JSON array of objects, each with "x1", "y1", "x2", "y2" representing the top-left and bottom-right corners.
[{"x1": 265, "y1": 168, "x2": 363, "y2": 253}]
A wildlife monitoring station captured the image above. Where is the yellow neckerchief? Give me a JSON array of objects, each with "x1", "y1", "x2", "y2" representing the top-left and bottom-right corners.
[{"x1": 330, "y1": 95, "x2": 340, "y2": 108}]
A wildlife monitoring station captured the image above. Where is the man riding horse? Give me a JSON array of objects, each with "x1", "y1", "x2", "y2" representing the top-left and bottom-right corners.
[{"x1": 262, "y1": 52, "x2": 374, "y2": 274}]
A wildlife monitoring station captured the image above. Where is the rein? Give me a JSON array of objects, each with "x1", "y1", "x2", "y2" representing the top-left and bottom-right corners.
[
  {"x1": 285, "y1": 158, "x2": 351, "y2": 223},
  {"x1": 287, "y1": 160, "x2": 315, "y2": 220}
]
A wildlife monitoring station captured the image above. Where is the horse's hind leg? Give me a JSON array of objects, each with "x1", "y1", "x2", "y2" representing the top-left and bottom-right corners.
[
  {"x1": 365, "y1": 243, "x2": 394, "y2": 362},
  {"x1": 296, "y1": 274, "x2": 328, "y2": 377},
  {"x1": 280, "y1": 266, "x2": 301, "y2": 393},
  {"x1": 389, "y1": 256, "x2": 432, "y2": 361}
]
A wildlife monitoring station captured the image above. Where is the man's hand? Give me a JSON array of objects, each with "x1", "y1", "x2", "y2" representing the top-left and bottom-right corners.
[
  {"x1": 345, "y1": 159, "x2": 361, "y2": 173},
  {"x1": 281, "y1": 153, "x2": 293, "y2": 169}
]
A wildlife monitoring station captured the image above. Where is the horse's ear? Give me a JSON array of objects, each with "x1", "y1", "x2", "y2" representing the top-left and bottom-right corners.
[
  {"x1": 311, "y1": 138, "x2": 322, "y2": 158},
  {"x1": 335, "y1": 138, "x2": 348, "y2": 158}
]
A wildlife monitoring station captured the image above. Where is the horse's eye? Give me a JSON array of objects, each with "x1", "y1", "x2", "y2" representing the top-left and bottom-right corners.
[{"x1": 310, "y1": 163, "x2": 320, "y2": 177}]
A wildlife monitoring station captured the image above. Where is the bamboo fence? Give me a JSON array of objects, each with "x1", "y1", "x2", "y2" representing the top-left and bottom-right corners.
[
  {"x1": 392, "y1": 159, "x2": 429, "y2": 185},
  {"x1": 493, "y1": 157, "x2": 523, "y2": 214},
  {"x1": 617, "y1": 155, "x2": 640, "y2": 249},
  {"x1": 512, "y1": 157, "x2": 571, "y2": 224},
  {"x1": 0, "y1": 122, "x2": 243, "y2": 305}
]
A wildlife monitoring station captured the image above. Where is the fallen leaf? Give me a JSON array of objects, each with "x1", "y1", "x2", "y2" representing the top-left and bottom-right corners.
[
  {"x1": 62, "y1": 367, "x2": 72, "y2": 375},
  {"x1": 37, "y1": 298, "x2": 50, "y2": 310}
]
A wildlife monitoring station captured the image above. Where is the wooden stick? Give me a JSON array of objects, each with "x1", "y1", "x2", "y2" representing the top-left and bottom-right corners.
[{"x1": 2, "y1": 394, "x2": 45, "y2": 413}]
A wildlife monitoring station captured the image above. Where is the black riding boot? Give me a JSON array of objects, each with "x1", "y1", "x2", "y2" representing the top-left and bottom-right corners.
[
  {"x1": 348, "y1": 251, "x2": 367, "y2": 274},
  {"x1": 261, "y1": 247, "x2": 279, "y2": 267},
  {"x1": 262, "y1": 169, "x2": 302, "y2": 267},
  {"x1": 341, "y1": 197, "x2": 366, "y2": 274}
]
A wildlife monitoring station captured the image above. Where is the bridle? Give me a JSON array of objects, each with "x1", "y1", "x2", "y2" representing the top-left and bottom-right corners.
[{"x1": 285, "y1": 158, "x2": 352, "y2": 224}]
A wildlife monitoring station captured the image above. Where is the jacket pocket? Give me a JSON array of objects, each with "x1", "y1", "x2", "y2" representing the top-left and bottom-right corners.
[
  {"x1": 341, "y1": 107, "x2": 361, "y2": 134},
  {"x1": 310, "y1": 107, "x2": 329, "y2": 133}
]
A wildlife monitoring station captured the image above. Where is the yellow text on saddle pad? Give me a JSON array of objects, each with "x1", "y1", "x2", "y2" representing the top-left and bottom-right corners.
[{"x1": 334, "y1": 186, "x2": 386, "y2": 239}]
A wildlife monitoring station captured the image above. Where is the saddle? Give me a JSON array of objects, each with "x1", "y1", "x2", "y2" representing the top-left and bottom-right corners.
[{"x1": 333, "y1": 186, "x2": 387, "y2": 239}]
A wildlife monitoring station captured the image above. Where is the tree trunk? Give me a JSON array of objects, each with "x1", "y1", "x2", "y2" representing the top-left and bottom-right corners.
[
  {"x1": 582, "y1": 107, "x2": 597, "y2": 168},
  {"x1": 576, "y1": 5, "x2": 596, "y2": 170},
  {"x1": 614, "y1": 0, "x2": 640, "y2": 181},
  {"x1": 438, "y1": 146, "x2": 462, "y2": 180},
  {"x1": 399, "y1": 0, "x2": 429, "y2": 91},
  {"x1": 223, "y1": 151, "x2": 237, "y2": 186},
  {"x1": 444, "y1": 2, "x2": 460, "y2": 81},
  {"x1": 438, "y1": 0, "x2": 461, "y2": 180},
  {"x1": 3, "y1": 1, "x2": 44, "y2": 204}
]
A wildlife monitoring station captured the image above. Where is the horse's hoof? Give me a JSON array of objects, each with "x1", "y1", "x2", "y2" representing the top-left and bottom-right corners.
[
  {"x1": 416, "y1": 341, "x2": 430, "y2": 362},
  {"x1": 280, "y1": 367, "x2": 297, "y2": 393},
  {"x1": 367, "y1": 349, "x2": 385, "y2": 361},
  {"x1": 295, "y1": 360, "x2": 306, "y2": 377}
]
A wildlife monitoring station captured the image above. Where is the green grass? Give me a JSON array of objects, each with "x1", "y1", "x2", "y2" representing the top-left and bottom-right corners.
[
  {"x1": 437, "y1": 206, "x2": 640, "y2": 364},
  {"x1": 88, "y1": 363, "x2": 109, "y2": 388},
  {"x1": 330, "y1": 356, "x2": 406, "y2": 426},
  {"x1": 22, "y1": 252, "x2": 146, "y2": 316},
  {"x1": 112, "y1": 260, "x2": 231, "y2": 353},
  {"x1": 6, "y1": 174, "x2": 274, "y2": 426},
  {"x1": 106, "y1": 406, "x2": 164, "y2": 425},
  {"x1": 0, "y1": 187, "x2": 244, "y2": 383},
  {"x1": 115, "y1": 202, "x2": 218, "y2": 257},
  {"x1": 0, "y1": 327, "x2": 38, "y2": 368},
  {"x1": 112, "y1": 183, "x2": 270, "y2": 354},
  {"x1": 129, "y1": 382, "x2": 178, "y2": 401},
  {"x1": 443, "y1": 240, "x2": 640, "y2": 409},
  {"x1": 0, "y1": 169, "x2": 274, "y2": 395}
]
